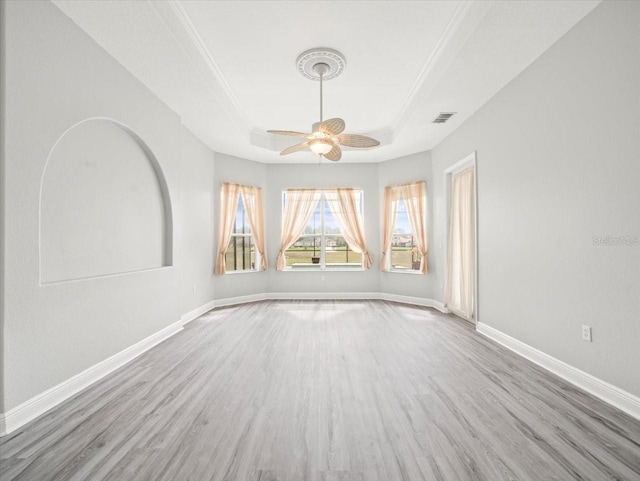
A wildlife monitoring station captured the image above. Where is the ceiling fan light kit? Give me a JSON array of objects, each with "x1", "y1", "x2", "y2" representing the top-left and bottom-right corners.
[{"x1": 268, "y1": 48, "x2": 380, "y2": 162}]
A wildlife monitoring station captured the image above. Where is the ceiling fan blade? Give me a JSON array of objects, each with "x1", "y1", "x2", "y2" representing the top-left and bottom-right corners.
[
  {"x1": 280, "y1": 142, "x2": 310, "y2": 156},
  {"x1": 337, "y1": 134, "x2": 380, "y2": 148},
  {"x1": 323, "y1": 144, "x2": 342, "y2": 162},
  {"x1": 319, "y1": 118, "x2": 346, "y2": 136},
  {"x1": 268, "y1": 130, "x2": 311, "y2": 138}
]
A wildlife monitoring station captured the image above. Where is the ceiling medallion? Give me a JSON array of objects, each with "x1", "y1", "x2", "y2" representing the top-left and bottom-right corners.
[{"x1": 296, "y1": 48, "x2": 346, "y2": 81}]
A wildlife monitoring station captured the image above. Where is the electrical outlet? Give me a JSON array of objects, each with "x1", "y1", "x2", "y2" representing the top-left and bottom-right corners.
[
  {"x1": 582, "y1": 325, "x2": 592, "y2": 342},
  {"x1": 192, "y1": 285, "x2": 196, "y2": 294},
  {"x1": 321, "y1": 275, "x2": 326, "y2": 281}
]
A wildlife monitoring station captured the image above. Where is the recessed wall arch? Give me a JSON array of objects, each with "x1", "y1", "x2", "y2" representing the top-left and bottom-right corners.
[{"x1": 39, "y1": 118, "x2": 173, "y2": 284}]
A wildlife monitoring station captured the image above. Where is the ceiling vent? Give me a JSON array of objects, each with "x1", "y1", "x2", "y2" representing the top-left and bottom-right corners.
[{"x1": 432, "y1": 112, "x2": 457, "y2": 124}]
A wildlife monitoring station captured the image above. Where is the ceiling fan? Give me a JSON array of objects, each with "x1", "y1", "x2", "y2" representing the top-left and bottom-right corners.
[{"x1": 268, "y1": 48, "x2": 380, "y2": 162}]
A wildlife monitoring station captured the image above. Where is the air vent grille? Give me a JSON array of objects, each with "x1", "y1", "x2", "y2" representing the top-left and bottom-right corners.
[{"x1": 432, "y1": 112, "x2": 457, "y2": 124}]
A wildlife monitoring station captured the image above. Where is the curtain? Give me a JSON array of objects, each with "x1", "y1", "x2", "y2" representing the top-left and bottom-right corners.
[
  {"x1": 325, "y1": 189, "x2": 374, "y2": 269},
  {"x1": 381, "y1": 181, "x2": 427, "y2": 273},
  {"x1": 276, "y1": 189, "x2": 321, "y2": 270},
  {"x1": 445, "y1": 166, "x2": 476, "y2": 321},
  {"x1": 380, "y1": 186, "x2": 398, "y2": 272},
  {"x1": 398, "y1": 181, "x2": 428, "y2": 274},
  {"x1": 215, "y1": 182, "x2": 241, "y2": 275},
  {"x1": 240, "y1": 185, "x2": 268, "y2": 271}
]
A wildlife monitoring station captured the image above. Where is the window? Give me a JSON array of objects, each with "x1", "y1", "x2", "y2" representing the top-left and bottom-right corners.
[
  {"x1": 215, "y1": 183, "x2": 267, "y2": 275},
  {"x1": 281, "y1": 190, "x2": 365, "y2": 270},
  {"x1": 225, "y1": 194, "x2": 257, "y2": 272},
  {"x1": 382, "y1": 181, "x2": 428, "y2": 274},
  {"x1": 390, "y1": 198, "x2": 422, "y2": 271}
]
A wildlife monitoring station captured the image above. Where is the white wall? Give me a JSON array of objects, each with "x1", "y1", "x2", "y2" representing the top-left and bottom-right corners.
[
  {"x1": 40, "y1": 119, "x2": 171, "y2": 283},
  {"x1": 2, "y1": 0, "x2": 217, "y2": 412},
  {"x1": 430, "y1": 0, "x2": 640, "y2": 396}
]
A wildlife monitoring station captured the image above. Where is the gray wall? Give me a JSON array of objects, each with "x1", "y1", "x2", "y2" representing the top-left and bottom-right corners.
[
  {"x1": 430, "y1": 0, "x2": 640, "y2": 396},
  {"x1": 2, "y1": 0, "x2": 217, "y2": 411},
  {"x1": 0, "y1": 0, "x2": 6, "y2": 413}
]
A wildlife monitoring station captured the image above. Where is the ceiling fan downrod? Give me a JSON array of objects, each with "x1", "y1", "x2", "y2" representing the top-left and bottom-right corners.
[{"x1": 313, "y1": 62, "x2": 330, "y2": 123}]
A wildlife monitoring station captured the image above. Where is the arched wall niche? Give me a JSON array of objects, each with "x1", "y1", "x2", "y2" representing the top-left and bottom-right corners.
[{"x1": 39, "y1": 118, "x2": 173, "y2": 284}]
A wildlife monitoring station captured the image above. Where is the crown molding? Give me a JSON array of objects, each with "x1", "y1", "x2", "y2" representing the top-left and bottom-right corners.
[
  {"x1": 149, "y1": 0, "x2": 253, "y2": 136},
  {"x1": 391, "y1": 0, "x2": 494, "y2": 134},
  {"x1": 150, "y1": 0, "x2": 492, "y2": 153}
]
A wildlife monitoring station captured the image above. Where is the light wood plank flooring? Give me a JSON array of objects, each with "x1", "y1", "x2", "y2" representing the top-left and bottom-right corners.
[{"x1": 1, "y1": 300, "x2": 639, "y2": 480}]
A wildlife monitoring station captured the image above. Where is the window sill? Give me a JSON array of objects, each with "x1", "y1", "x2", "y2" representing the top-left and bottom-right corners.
[
  {"x1": 284, "y1": 263, "x2": 365, "y2": 272},
  {"x1": 385, "y1": 269, "x2": 423, "y2": 275},
  {"x1": 225, "y1": 269, "x2": 260, "y2": 275}
]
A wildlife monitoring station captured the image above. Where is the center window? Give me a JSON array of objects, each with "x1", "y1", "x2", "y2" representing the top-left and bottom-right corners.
[{"x1": 283, "y1": 191, "x2": 364, "y2": 270}]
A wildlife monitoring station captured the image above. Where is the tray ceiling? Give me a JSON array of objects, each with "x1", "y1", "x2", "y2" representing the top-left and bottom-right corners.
[{"x1": 52, "y1": 0, "x2": 600, "y2": 163}]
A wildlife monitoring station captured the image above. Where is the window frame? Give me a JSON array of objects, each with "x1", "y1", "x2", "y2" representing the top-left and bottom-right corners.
[
  {"x1": 225, "y1": 192, "x2": 261, "y2": 274},
  {"x1": 282, "y1": 190, "x2": 365, "y2": 272},
  {"x1": 383, "y1": 183, "x2": 427, "y2": 274}
]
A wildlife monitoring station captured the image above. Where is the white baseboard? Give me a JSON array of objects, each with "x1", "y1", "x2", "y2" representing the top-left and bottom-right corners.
[
  {"x1": 267, "y1": 291, "x2": 379, "y2": 301},
  {"x1": 477, "y1": 322, "x2": 640, "y2": 421},
  {"x1": 378, "y1": 293, "x2": 448, "y2": 313},
  {"x1": 181, "y1": 300, "x2": 218, "y2": 325},
  {"x1": 265, "y1": 291, "x2": 447, "y2": 314},
  {"x1": 214, "y1": 293, "x2": 268, "y2": 308},
  {"x1": 0, "y1": 319, "x2": 183, "y2": 437}
]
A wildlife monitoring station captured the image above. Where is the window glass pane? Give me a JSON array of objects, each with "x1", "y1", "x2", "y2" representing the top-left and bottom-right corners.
[
  {"x1": 323, "y1": 200, "x2": 341, "y2": 235},
  {"x1": 302, "y1": 202, "x2": 322, "y2": 235},
  {"x1": 325, "y1": 236, "x2": 362, "y2": 268},
  {"x1": 391, "y1": 198, "x2": 421, "y2": 270},
  {"x1": 234, "y1": 195, "x2": 249, "y2": 234},
  {"x1": 226, "y1": 235, "x2": 254, "y2": 271},
  {"x1": 285, "y1": 235, "x2": 321, "y2": 268}
]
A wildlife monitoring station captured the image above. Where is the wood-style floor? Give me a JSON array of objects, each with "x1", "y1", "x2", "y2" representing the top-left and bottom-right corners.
[{"x1": 1, "y1": 300, "x2": 639, "y2": 480}]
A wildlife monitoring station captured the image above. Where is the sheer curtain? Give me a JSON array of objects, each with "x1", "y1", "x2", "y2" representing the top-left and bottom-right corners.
[
  {"x1": 381, "y1": 181, "x2": 427, "y2": 273},
  {"x1": 240, "y1": 185, "x2": 268, "y2": 271},
  {"x1": 325, "y1": 189, "x2": 374, "y2": 269},
  {"x1": 215, "y1": 182, "x2": 241, "y2": 275},
  {"x1": 276, "y1": 189, "x2": 321, "y2": 270},
  {"x1": 445, "y1": 166, "x2": 476, "y2": 321},
  {"x1": 399, "y1": 181, "x2": 428, "y2": 274},
  {"x1": 380, "y1": 186, "x2": 398, "y2": 272}
]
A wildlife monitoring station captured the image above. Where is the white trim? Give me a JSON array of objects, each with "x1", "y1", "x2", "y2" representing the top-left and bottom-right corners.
[
  {"x1": 0, "y1": 319, "x2": 183, "y2": 437},
  {"x1": 391, "y1": 1, "x2": 493, "y2": 134},
  {"x1": 378, "y1": 293, "x2": 448, "y2": 313},
  {"x1": 267, "y1": 291, "x2": 378, "y2": 301},
  {"x1": 181, "y1": 300, "x2": 218, "y2": 325},
  {"x1": 477, "y1": 322, "x2": 640, "y2": 421},
  {"x1": 444, "y1": 151, "x2": 477, "y2": 175},
  {"x1": 214, "y1": 293, "x2": 267, "y2": 308},
  {"x1": 266, "y1": 292, "x2": 447, "y2": 313}
]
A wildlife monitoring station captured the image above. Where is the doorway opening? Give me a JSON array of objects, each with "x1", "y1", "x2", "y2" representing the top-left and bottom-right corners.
[{"x1": 444, "y1": 152, "x2": 478, "y2": 325}]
